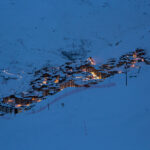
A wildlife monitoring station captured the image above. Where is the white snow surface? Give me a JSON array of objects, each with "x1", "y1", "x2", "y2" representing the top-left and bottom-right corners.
[{"x1": 0, "y1": 0, "x2": 150, "y2": 150}]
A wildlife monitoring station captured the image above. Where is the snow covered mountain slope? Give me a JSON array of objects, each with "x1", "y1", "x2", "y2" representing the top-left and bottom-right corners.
[{"x1": 0, "y1": 0, "x2": 150, "y2": 150}]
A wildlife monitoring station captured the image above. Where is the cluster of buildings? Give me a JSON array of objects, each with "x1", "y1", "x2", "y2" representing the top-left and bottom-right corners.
[{"x1": 0, "y1": 49, "x2": 149, "y2": 116}]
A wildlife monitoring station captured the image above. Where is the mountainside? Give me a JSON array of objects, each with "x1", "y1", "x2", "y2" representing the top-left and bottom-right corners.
[{"x1": 0, "y1": 0, "x2": 150, "y2": 150}]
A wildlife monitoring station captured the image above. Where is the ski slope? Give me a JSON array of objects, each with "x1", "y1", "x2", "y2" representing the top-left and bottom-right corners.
[{"x1": 0, "y1": 0, "x2": 150, "y2": 150}]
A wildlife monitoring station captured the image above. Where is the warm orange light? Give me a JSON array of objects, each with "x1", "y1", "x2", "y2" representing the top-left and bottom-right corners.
[
  {"x1": 40, "y1": 80, "x2": 47, "y2": 85},
  {"x1": 131, "y1": 64, "x2": 135, "y2": 68},
  {"x1": 81, "y1": 68, "x2": 87, "y2": 72},
  {"x1": 7, "y1": 99, "x2": 14, "y2": 103},
  {"x1": 43, "y1": 80, "x2": 47, "y2": 84},
  {"x1": 54, "y1": 76, "x2": 59, "y2": 83},
  {"x1": 36, "y1": 99, "x2": 42, "y2": 102},
  {"x1": 87, "y1": 57, "x2": 96, "y2": 65},
  {"x1": 133, "y1": 53, "x2": 137, "y2": 58},
  {"x1": 32, "y1": 97, "x2": 36, "y2": 101},
  {"x1": 98, "y1": 75, "x2": 102, "y2": 79},
  {"x1": 54, "y1": 79, "x2": 59, "y2": 83},
  {"x1": 91, "y1": 72, "x2": 102, "y2": 79},
  {"x1": 141, "y1": 58, "x2": 144, "y2": 62},
  {"x1": 15, "y1": 104, "x2": 22, "y2": 108}
]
